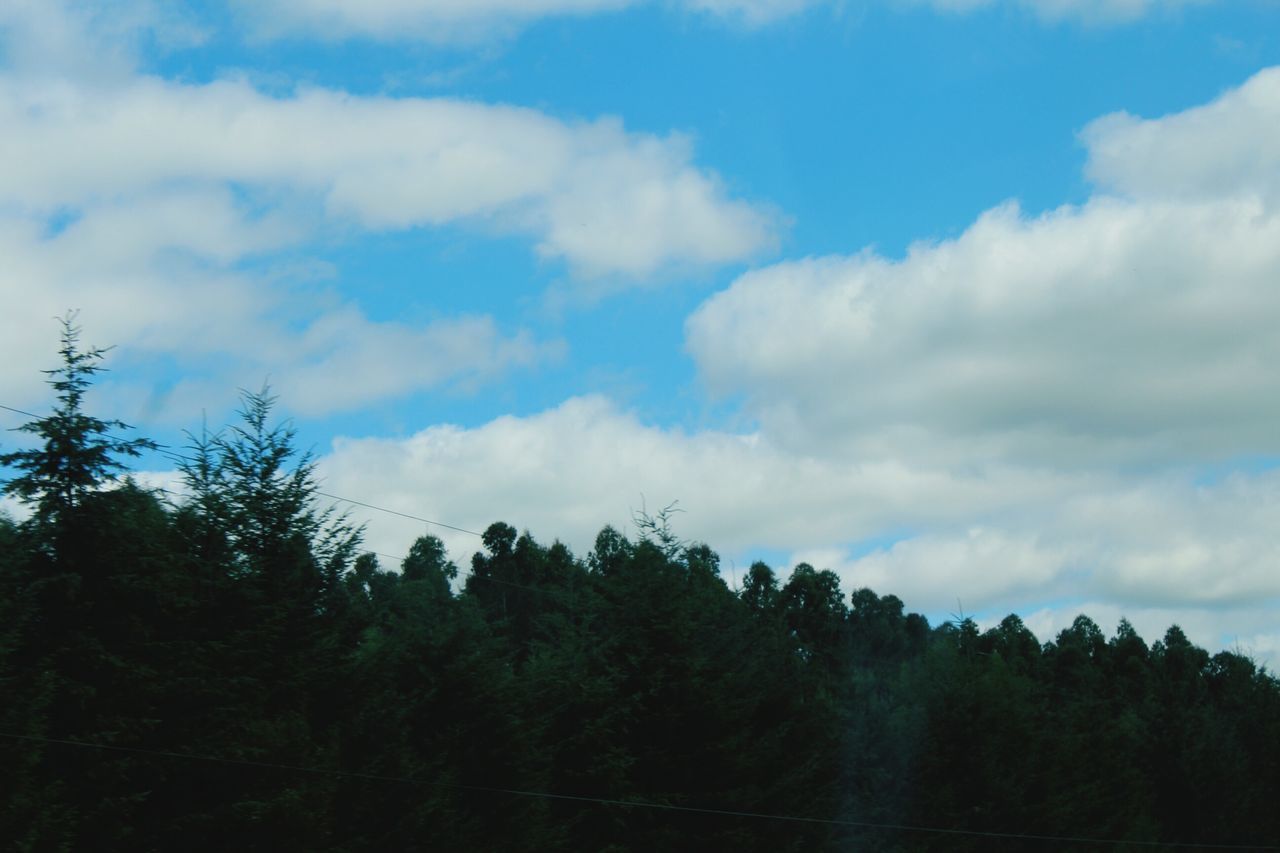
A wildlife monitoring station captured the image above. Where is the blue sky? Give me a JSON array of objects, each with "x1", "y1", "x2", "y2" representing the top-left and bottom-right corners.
[{"x1": 3, "y1": 0, "x2": 1280, "y2": 659}]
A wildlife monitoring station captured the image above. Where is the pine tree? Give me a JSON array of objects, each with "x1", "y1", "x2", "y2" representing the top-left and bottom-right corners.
[{"x1": 0, "y1": 314, "x2": 154, "y2": 528}]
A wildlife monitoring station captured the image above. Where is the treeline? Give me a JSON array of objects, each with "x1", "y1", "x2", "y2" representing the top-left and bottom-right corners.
[{"x1": 2, "y1": 328, "x2": 1279, "y2": 851}]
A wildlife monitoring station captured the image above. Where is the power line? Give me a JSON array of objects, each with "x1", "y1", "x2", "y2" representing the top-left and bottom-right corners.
[
  {"x1": 1, "y1": 401, "x2": 483, "y2": 538},
  {"x1": 6, "y1": 405, "x2": 1280, "y2": 849},
  {"x1": 2, "y1": 401, "x2": 578, "y2": 602},
  {"x1": 2, "y1": 731, "x2": 1274, "y2": 850},
  {"x1": 0, "y1": 403, "x2": 42, "y2": 420},
  {"x1": 316, "y1": 492, "x2": 481, "y2": 537}
]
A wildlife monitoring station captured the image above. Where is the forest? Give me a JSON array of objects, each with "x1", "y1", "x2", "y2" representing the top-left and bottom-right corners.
[{"x1": 2, "y1": 324, "x2": 1279, "y2": 852}]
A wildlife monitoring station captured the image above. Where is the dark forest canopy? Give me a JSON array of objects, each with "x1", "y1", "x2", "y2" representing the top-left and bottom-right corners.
[{"x1": 2, "y1": 328, "x2": 1279, "y2": 852}]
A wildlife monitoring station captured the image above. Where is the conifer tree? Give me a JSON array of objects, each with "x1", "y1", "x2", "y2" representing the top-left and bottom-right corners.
[{"x1": 0, "y1": 314, "x2": 154, "y2": 528}]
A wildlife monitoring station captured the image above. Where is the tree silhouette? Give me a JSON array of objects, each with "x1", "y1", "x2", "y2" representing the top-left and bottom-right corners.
[{"x1": 0, "y1": 314, "x2": 154, "y2": 527}]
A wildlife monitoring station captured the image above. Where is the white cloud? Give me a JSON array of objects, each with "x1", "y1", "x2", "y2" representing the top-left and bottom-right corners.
[
  {"x1": 235, "y1": 0, "x2": 1210, "y2": 42},
  {"x1": 0, "y1": 75, "x2": 774, "y2": 278},
  {"x1": 1026, "y1": 0, "x2": 1212, "y2": 24},
  {"x1": 0, "y1": 493, "x2": 30, "y2": 523},
  {"x1": 235, "y1": 0, "x2": 830, "y2": 41},
  {"x1": 5, "y1": 0, "x2": 1269, "y2": 671},
  {"x1": 687, "y1": 67, "x2": 1280, "y2": 470},
  {"x1": 688, "y1": 196, "x2": 1280, "y2": 467},
  {"x1": 806, "y1": 528, "x2": 1073, "y2": 612},
  {"x1": 267, "y1": 309, "x2": 562, "y2": 417},
  {"x1": 318, "y1": 394, "x2": 1095, "y2": 560},
  {"x1": 307, "y1": 67, "x2": 1280, "y2": 661},
  {"x1": 235, "y1": 0, "x2": 633, "y2": 43},
  {"x1": 1015, "y1": 602, "x2": 1280, "y2": 669},
  {"x1": 921, "y1": 0, "x2": 1212, "y2": 24},
  {"x1": 676, "y1": 66, "x2": 1280, "y2": 653},
  {"x1": 679, "y1": 0, "x2": 824, "y2": 25},
  {"x1": 811, "y1": 470, "x2": 1280, "y2": 614},
  {"x1": 0, "y1": 11, "x2": 774, "y2": 418},
  {"x1": 315, "y1": 395, "x2": 1280, "y2": 661},
  {"x1": 1083, "y1": 66, "x2": 1280, "y2": 203},
  {"x1": 0, "y1": 0, "x2": 205, "y2": 80},
  {"x1": 0, "y1": 190, "x2": 563, "y2": 420}
]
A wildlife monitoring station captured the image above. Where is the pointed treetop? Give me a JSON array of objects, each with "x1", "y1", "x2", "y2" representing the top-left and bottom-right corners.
[{"x1": 0, "y1": 313, "x2": 155, "y2": 522}]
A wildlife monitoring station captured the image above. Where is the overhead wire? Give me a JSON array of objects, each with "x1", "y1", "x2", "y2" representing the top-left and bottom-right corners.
[
  {"x1": 5, "y1": 405, "x2": 1280, "y2": 849},
  {"x1": 1, "y1": 401, "x2": 584, "y2": 601},
  {"x1": 1, "y1": 401, "x2": 484, "y2": 540},
  {"x1": 1, "y1": 731, "x2": 1275, "y2": 850}
]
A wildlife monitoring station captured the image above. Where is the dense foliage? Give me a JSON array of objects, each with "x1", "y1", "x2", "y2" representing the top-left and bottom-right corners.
[{"x1": 2, "y1": 334, "x2": 1278, "y2": 851}]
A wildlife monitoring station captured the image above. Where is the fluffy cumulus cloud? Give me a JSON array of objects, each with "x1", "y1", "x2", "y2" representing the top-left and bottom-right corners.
[
  {"x1": 1083, "y1": 66, "x2": 1280, "y2": 203},
  {"x1": 0, "y1": 3, "x2": 772, "y2": 418},
  {"x1": 688, "y1": 196, "x2": 1280, "y2": 467},
  {"x1": 237, "y1": 0, "x2": 1204, "y2": 41},
  {"x1": 806, "y1": 471, "x2": 1280, "y2": 615},
  {"x1": 687, "y1": 67, "x2": 1280, "y2": 470},
  {"x1": 317, "y1": 394, "x2": 1098, "y2": 564}
]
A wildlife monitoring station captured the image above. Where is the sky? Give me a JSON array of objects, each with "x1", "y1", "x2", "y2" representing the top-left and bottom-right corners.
[{"x1": 3, "y1": 0, "x2": 1280, "y2": 661}]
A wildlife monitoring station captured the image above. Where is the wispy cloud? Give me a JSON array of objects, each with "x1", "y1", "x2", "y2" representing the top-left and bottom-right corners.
[{"x1": 234, "y1": 0, "x2": 1210, "y2": 43}]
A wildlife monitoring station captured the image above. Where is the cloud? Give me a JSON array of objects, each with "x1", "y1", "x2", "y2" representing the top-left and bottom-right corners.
[
  {"x1": 0, "y1": 188, "x2": 563, "y2": 420},
  {"x1": 921, "y1": 0, "x2": 1213, "y2": 24},
  {"x1": 687, "y1": 67, "x2": 1280, "y2": 469},
  {"x1": 318, "y1": 394, "x2": 1129, "y2": 576},
  {"x1": 235, "y1": 0, "x2": 633, "y2": 43},
  {"x1": 679, "y1": 0, "x2": 825, "y2": 25},
  {"x1": 315, "y1": 396, "x2": 1279, "y2": 661},
  {"x1": 0, "y1": 0, "x2": 205, "y2": 80},
  {"x1": 0, "y1": 493, "x2": 29, "y2": 523},
  {"x1": 666, "y1": 66, "x2": 1280, "y2": 655},
  {"x1": 809, "y1": 470, "x2": 1280, "y2": 614},
  {"x1": 304, "y1": 67, "x2": 1280, "y2": 663},
  {"x1": 1014, "y1": 601, "x2": 1280, "y2": 668},
  {"x1": 0, "y1": 75, "x2": 775, "y2": 279},
  {"x1": 266, "y1": 310, "x2": 562, "y2": 417},
  {"x1": 235, "y1": 0, "x2": 830, "y2": 42},
  {"x1": 1083, "y1": 66, "x2": 1280, "y2": 203},
  {"x1": 687, "y1": 198, "x2": 1280, "y2": 467},
  {"x1": 234, "y1": 0, "x2": 1210, "y2": 42},
  {"x1": 802, "y1": 529, "x2": 1073, "y2": 613},
  {"x1": 0, "y1": 15, "x2": 773, "y2": 417}
]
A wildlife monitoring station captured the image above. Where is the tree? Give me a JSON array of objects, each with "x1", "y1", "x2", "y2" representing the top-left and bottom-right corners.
[
  {"x1": 179, "y1": 385, "x2": 360, "y2": 582},
  {"x1": 632, "y1": 499, "x2": 684, "y2": 559},
  {"x1": 779, "y1": 563, "x2": 848, "y2": 673},
  {"x1": 162, "y1": 387, "x2": 363, "y2": 851},
  {"x1": 0, "y1": 314, "x2": 154, "y2": 527}
]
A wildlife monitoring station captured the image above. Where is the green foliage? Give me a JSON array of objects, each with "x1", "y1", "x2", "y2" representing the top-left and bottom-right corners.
[{"x1": 179, "y1": 385, "x2": 361, "y2": 580}]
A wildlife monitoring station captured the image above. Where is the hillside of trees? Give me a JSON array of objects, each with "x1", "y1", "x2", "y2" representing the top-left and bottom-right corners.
[{"x1": 2, "y1": 324, "x2": 1279, "y2": 852}]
